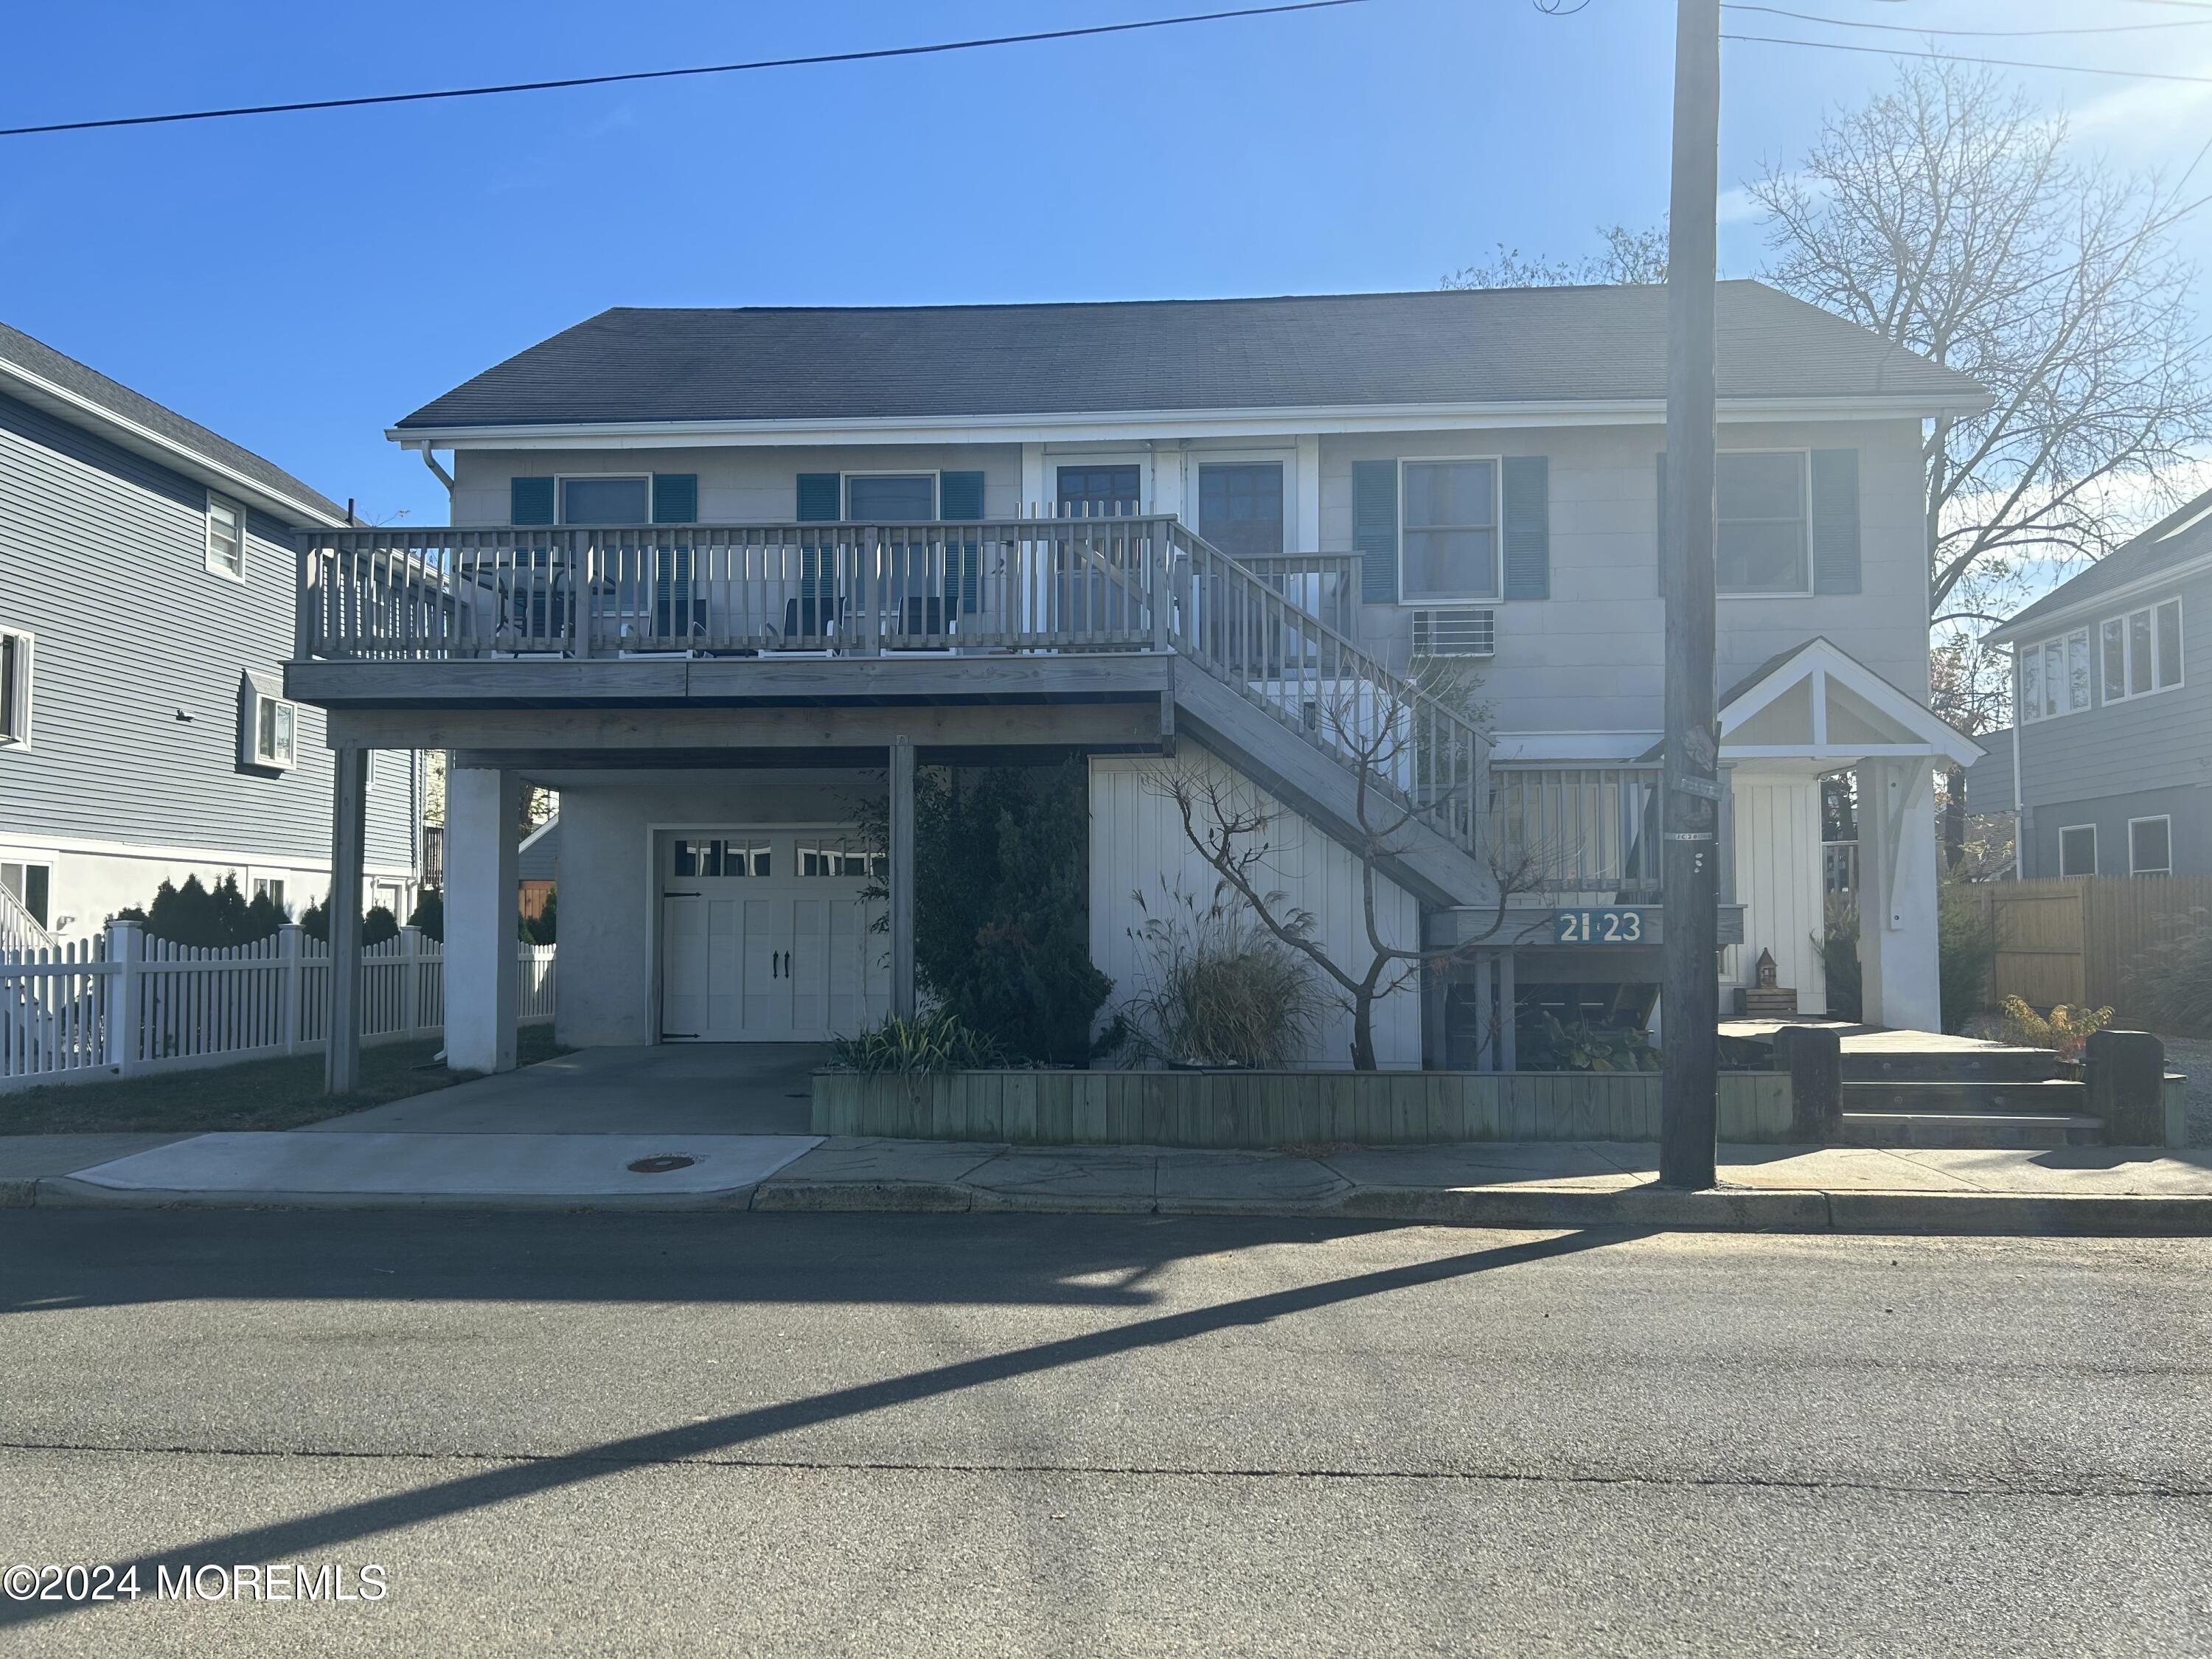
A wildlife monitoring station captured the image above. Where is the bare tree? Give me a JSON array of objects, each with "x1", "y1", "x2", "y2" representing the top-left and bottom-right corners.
[
  {"x1": 1152, "y1": 667, "x2": 1551, "y2": 1070},
  {"x1": 1443, "y1": 222, "x2": 1669, "y2": 291}
]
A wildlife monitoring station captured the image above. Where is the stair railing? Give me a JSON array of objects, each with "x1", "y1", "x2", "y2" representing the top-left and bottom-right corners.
[{"x1": 1165, "y1": 523, "x2": 1488, "y2": 859}]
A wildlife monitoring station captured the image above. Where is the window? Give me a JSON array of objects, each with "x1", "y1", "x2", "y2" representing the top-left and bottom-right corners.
[
  {"x1": 844, "y1": 474, "x2": 936, "y2": 521},
  {"x1": 672, "y1": 838, "x2": 769, "y2": 877},
  {"x1": 2058, "y1": 824, "x2": 2097, "y2": 877},
  {"x1": 1198, "y1": 463, "x2": 1286, "y2": 562},
  {"x1": 1057, "y1": 465, "x2": 1142, "y2": 519},
  {"x1": 1398, "y1": 459, "x2": 1498, "y2": 602},
  {"x1": 2101, "y1": 598, "x2": 2183, "y2": 702},
  {"x1": 254, "y1": 694, "x2": 297, "y2": 768},
  {"x1": 1716, "y1": 452, "x2": 1809, "y2": 594},
  {"x1": 799, "y1": 844, "x2": 887, "y2": 880},
  {"x1": 0, "y1": 860, "x2": 50, "y2": 928},
  {"x1": 0, "y1": 627, "x2": 30, "y2": 746},
  {"x1": 560, "y1": 476, "x2": 650, "y2": 524},
  {"x1": 2129, "y1": 816, "x2": 2172, "y2": 877},
  {"x1": 2020, "y1": 627, "x2": 2092, "y2": 723},
  {"x1": 206, "y1": 494, "x2": 246, "y2": 580},
  {"x1": 253, "y1": 877, "x2": 289, "y2": 916}
]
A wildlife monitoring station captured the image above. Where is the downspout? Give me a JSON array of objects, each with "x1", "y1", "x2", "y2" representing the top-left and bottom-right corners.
[
  {"x1": 2009, "y1": 644, "x2": 2025, "y2": 880},
  {"x1": 416, "y1": 442, "x2": 456, "y2": 501}
]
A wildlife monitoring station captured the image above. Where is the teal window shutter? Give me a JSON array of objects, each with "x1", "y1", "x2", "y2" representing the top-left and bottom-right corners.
[
  {"x1": 1501, "y1": 455, "x2": 1550, "y2": 600},
  {"x1": 937, "y1": 471, "x2": 986, "y2": 612},
  {"x1": 796, "y1": 473, "x2": 841, "y2": 601},
  {"x1": 510, "y1": 476, "x2": 554, "y2": 526},
  {"x1": 651, "y1": 474, "x2": 698, "y2": 525},
  {"x1": 1810, "y1": 449, "x2": 1861, "y2": 594},
  {"x1": 1353, "y1": 459, "x2": 1398, "y2": 603}
]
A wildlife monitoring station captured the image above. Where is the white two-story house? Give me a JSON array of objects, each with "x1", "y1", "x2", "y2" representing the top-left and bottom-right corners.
[{"x1": 288, "y1": 284, "x2": 1983, "y2": 1074}]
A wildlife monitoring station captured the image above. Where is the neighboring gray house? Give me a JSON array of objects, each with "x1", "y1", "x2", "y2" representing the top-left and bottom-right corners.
[
  {"x1": 1971, "y1": 487, "x2": 2210, "y2": 880},
  {"x1": 291, "y1": 283, "x2": 1983, "y2": 1075},
  {"x1": 0, "y1": 323, "x2": 423, "y2": 945}
]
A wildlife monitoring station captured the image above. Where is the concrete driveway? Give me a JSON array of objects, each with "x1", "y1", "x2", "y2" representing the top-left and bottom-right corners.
[{"x1": 306, "y1": 1044, "x2": 826, "y2": 1136}]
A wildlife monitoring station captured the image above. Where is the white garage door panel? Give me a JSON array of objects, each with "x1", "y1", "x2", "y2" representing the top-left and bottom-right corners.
[{"x1": 661, "y1": 832, "x2": 886, "y2": 1042}]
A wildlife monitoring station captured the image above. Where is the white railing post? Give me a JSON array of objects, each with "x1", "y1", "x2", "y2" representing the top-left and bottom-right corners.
[
  {"x1": 276, "y1": 923, "x2": 306, "y2": 1056},
  {"x1": 104, "y1": 919, "x2": 142, "y2": 1077}
]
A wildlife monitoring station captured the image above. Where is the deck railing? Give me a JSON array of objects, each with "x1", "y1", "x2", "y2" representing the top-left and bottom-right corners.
[
  {"x1": 299, "y1": 518, "x2": 1175, "y2": 659},
  {"x1": 1486, "y1": 765, "x2": 1666, "y2": 900}
]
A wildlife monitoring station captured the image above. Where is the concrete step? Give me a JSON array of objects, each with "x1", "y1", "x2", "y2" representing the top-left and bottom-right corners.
[
  {"x1": 1841, "y1": 1048, "x2": 2067, "y2": 1085},
  {"x1": 1841, "y1": 1079, "x2": 2088, "y2": 1115},
  {"x1": 1840, "y1": 1110, "x2": 2105, "y2": 1150}
]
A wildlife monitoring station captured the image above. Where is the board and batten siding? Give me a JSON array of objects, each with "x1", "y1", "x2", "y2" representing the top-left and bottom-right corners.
[
  {"x1": 1725, "y1": 770, "x2": 1827, "y2": 1012},
  {"x1": 0, "y1": 391, "x2": 416, "y2": 883},
  {"x1": 1089, "y1": 748, "x2": 1422, "y2": 1069},
  {"x1": 2004, "y1": 564, "x2": 2212, "y2": 874}
]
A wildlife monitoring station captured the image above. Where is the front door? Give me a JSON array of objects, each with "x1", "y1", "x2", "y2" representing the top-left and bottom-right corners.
[{"x1": 659, "y1": 832, "x2": 886, "y2": 1042}]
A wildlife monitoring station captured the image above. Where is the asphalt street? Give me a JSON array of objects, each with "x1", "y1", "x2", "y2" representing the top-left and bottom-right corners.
[{"x1": 0, "y1": 1208, "x2": 2206, "y2": 1655}]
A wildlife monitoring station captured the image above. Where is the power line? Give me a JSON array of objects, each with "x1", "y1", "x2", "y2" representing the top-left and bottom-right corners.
[
  {"x1": 1725, "y1": 4, "x2": 2212, "y2": 38},
  {"x1": 0, "y1": 0, "x2": 1373, "y2": 139},
  {"x1": 1722, "y1": 32, "x2": 2212, "y2": 88}
]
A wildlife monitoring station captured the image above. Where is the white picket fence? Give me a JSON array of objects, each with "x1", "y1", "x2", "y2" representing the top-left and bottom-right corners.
[{"x1": 0, "y1": 921, "x2": 556, "y2": 1093}]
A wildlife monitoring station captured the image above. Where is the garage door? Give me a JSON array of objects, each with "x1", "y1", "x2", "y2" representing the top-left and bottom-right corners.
[{"x1": 659, "y1": 832, "x2": 888, "y2": 1041}]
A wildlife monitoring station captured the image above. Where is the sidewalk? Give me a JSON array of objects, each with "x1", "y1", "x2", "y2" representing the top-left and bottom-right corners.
[{"x1": 7, "y1": 1129, "x2": 2212, "y2": 1234}]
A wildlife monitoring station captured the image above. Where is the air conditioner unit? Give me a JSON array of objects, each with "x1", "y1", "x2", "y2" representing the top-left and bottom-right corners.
[{"x1": 1411, "y1": 608, "x2": 1496, "y2": 658}]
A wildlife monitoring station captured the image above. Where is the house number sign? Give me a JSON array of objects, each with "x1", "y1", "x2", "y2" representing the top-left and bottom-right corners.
[{"x1": 1554, "y1": 908, "x2": 1646, "y2": 945}]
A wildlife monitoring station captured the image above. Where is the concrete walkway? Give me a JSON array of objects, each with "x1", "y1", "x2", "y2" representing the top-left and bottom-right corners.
[{"x1": 10, "y1": 1128, "x2": 2212, "y2": 1234}]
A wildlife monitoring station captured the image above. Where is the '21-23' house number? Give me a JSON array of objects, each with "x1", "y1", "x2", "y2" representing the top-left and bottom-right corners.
[{"x1": 1554, "y1": 908, "x2": 1646, "y2": 945}]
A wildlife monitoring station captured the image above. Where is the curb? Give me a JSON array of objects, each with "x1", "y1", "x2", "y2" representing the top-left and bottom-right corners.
[{"x1": 7, "y1": 1175, "x2": 2211, "y2": 1236}]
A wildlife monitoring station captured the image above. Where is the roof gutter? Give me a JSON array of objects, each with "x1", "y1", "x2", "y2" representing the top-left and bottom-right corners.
[
  {"x1": 1982, "y1": 549, "x2": 2212, "y2": 645},
  {"x1": 387, "y1": 390, "x2": 1990, "y2": 451},
  {"x1": 0, "y1": 355, "x2": 349, "y2": 529}
]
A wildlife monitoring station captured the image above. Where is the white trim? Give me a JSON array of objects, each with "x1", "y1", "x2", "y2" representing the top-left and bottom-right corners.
[
  {"x1": 2057, "y1": 822, "x2": 2098, "y2": 878},
  {"x1": 1394, "y1": 453, "x2": 1500, "y2": 605},
  {"x1": 390, "y1": 392, "x2": 1983, "y2": 452},
  {"x1": 2128, "y1": 814, "x2": 2173, "y2": 877},
  {"x1": 0, "y1": 830, "x2": 414, "y2": 880},
  {"x1": 1986, "y1": 552, "x2": 2212, "y2": 644},
  {"x1": 1048, "y1": 453, "x2": 1152, "y2": 517},
  {"x1": 204, "y1": 492, "x2": 248, "y2": 583},
  {"x1": 1714, "y1": 448, "x2": 1813, "y2": 599},
  {"x1": 0, "y1": 355, "x2": 349, "y2": 529},
  {"x1": 0, "y1": 625, "x2": 32, "y2": 748},
  {"x1": 2098, "y1": 596, "x2": 2184, "y2": 704},
  {"x1": 1191, "y1": 450, "x2": 1297, "y2": 557},
  {"x1": 2018, "y1": 626, "x2": 2093, "y2": 724},
  {"x1": 240, "y1": 672, "x2": 299, "y2": 771},
  {"x1": 1716, "y1": 637, "x2": 1985, "y2": 768}
]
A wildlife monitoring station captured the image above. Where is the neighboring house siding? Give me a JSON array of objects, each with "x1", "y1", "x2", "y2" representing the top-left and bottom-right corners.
[
  {"x1": 2006, "y1": 565, "x2": 2212, "y2": 810},
  {"x1": 0, "y1": 390, "x2": 414, "y2": 883},
  {"x1": 1962, "y1": 728, "x2": 2014, "y2": 819},
  {"x1": 2022, "y1": 782, "x2": 2209, "y2": 879}
]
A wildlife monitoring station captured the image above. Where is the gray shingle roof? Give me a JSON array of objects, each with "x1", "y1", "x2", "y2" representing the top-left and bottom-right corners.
[
  {"x1": 1990, "y1": 486, "x2": 2212, "y2": 640},
  {"x1": 0, "y1": 320, "x2": 347, "y2": 524},
  {"x1": 394, "y1": 282, "x2": 1985, "y2": 431}
]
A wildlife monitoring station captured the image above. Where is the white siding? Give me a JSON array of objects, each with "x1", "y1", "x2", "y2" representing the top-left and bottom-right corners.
[
  {"x1": 1088, "y1": 748, "x2": 1422, "y2": 1069},
  {"x1": 1728, "y1": 769, "x2": 1828, "y2": 1015}
]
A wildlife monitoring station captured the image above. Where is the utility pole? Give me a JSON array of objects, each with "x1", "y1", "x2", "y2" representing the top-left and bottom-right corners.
[{"x1": 1659, "y1": 0, "x2": 1722, "y2": 1189}]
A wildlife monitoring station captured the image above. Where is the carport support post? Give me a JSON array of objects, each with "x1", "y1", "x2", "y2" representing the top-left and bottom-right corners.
[
  {"x1": 890, "y1": 735, "x2": 917, "y2": 1020},
  {"x1": 447, "y1": 765, "x2": 521, "y2": 1074},
  {"x1": 324, "y1": 745, "x2": 369, "y2": 1094}
]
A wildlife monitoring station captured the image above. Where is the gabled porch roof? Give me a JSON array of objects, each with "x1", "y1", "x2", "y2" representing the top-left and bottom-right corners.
[{"x1": 1708, "y1": 638, "x2": 1983, "y2": 768}]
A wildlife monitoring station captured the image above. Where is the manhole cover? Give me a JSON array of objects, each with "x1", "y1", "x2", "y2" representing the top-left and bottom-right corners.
[{"x1": 627, "y1": 1155, "x2": 698, "y2": 1175}]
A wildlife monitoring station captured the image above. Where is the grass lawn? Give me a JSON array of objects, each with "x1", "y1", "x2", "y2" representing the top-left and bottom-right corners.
[{"x1": 0, "y1": 1026, "x2": 568, "y2": 1135}]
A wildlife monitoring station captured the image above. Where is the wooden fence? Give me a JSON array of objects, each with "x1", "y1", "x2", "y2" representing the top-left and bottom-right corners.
[
  {"x1": 813, "y1": 1068, "x2": 1796, "y2": 1149},
  {"x1": 1962, "y1": 876, "x2": 2212, "y2": 1015},
  {"x1": 1, "y1": 922, "x2": 556, "y2": 1093}
]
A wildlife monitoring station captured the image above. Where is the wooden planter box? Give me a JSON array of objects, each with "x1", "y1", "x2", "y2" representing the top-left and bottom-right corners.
[{"x1": 811, "y1": 1068, "x2": 1795, "y2": 1149}]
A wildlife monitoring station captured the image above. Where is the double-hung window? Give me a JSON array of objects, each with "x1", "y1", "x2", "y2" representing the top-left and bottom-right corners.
[
  {"x1": 241, "y1": 671, "x2": 298, "y2": 770},
  {"x1": 559, "y1": 476, "x2": 650, "y2": 524},
  {"x1": 2058, "y1": 824, "x2": 2097, "y2": 877},
  {"x1": 1399, "y1": 459, "x2": 1498, "y2": 602},
  {"x1": 844, "y1": 474, "x2": 937, "y2": 521},
  {"x1": 2100, "y1": 598, "x2": 2183, "y2": 703},
  {"x1": 2020, "y1": 627, "x2": 2092, "y2": 723},
  {"x1": 2129, "y1": 816, "x2": 2172, "y2": 877},
  {"x1": 1716, "y1": 452, "x2": 1809, "y2": 595},
  {"x1": 0, "y1": 627, "x2": 30, "y2": 746},
  {"x1": 206, "y1": 494, "x2": 246, "y2": 580},
  {"x1": 0, "y1": 860, "x2": 49, "y2": 929}
]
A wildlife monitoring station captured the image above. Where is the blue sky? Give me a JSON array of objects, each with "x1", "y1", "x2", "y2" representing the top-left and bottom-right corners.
[{"x1": 4, "y1": 1, "x2": 2208, "y2": 525}]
